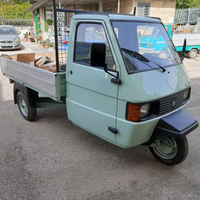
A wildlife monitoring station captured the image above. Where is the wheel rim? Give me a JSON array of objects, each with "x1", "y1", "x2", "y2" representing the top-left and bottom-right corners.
[
  {"x1": 19, "y1": 97, "x2": 28, "y2": 117},
  {"x1": 159, "y1": 52, "x2": 167, "y2": 59},
  {"x1": 190, "y1": 50, "x2": 197, "y2": 58},
  {"x1": 152, "y1": 137, "x2": 178, "y2": 159}
]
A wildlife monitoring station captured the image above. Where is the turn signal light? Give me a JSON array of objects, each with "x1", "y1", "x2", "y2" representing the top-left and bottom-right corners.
[{"x1": 127, "y1": 104, "x2": 141, "y2": 122}]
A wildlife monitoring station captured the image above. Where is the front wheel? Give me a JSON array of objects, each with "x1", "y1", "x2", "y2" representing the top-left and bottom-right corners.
[
  {"x1": 149, "y1": 136, "x2": 188, "y2": 166},
  {"x1": 17, "y1": 91, "x2": 36, "y2": 121}
]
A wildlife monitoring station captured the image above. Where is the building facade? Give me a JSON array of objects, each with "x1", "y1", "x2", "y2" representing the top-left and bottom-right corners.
[{"x1": 28, "y1": 0, "x2": 176, "y2": 35}]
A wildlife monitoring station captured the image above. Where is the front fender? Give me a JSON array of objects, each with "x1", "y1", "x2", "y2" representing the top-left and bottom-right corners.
[{"x1": 144, "y1": 109, "x2": 198, "y2": 146}]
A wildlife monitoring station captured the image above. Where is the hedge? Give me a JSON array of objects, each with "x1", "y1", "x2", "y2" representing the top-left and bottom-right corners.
[{"x1": 0, "y1": 3, "x2": 33, "y2": 19}]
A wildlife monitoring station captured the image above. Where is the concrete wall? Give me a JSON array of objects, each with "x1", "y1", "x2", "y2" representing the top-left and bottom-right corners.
[{"x1": 103, "y1": 0, "x2": 176, "y2": 24}]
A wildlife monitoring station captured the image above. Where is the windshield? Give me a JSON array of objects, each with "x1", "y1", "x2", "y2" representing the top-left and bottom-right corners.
[
  {"x1": 112, "y1": 21, "x2": 181, "y2": 73},
  {"x1": 0, "y1": 27, "x2": 18, "y2": 35}
]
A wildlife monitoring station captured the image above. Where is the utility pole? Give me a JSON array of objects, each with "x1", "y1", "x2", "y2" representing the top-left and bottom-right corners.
[{"x1": 1, "y1": 0, "x2": 5, "y2": 25}]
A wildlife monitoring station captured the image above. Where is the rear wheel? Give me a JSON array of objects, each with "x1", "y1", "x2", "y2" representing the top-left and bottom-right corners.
[
  {"x1": 188, "y1": 49, "x2": 197, "y2": 59},
  {"x1": 17, "y1": 91, "x2": 36, "y2": 121},
  {"x1": 149, "y1": 136, "x2": 188, "y2": 166}
]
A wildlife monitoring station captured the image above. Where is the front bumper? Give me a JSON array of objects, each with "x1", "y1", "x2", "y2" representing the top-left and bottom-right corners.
[{"x1": 0, "y1": 42, "x2": 21, "y2": 50}]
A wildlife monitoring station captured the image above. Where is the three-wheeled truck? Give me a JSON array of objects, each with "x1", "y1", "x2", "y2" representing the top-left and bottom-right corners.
[
  {"x1": 0, "y1": 1, "x2": 198, "y2": 165},
  {"x1": 140, "y1": 23, "x2": 200, "y2": 59}
]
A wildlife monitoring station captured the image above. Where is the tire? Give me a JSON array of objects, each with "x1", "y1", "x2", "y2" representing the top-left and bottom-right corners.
[
  {"x1": 17, "y1": 91, "x2": 36, "y2": 121},
  {"x1": 149, "y1": 136, "x2": 188, "y2": 166},
  {"x1": 188, "y1": 49, "x2": 197, "y2": 59}
]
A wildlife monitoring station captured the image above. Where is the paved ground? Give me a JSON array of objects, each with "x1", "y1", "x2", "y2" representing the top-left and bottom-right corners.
[
  {"x1": 0, "y1": 45, "x2": 200, "y2": 200},
  {"x1": 0, "y1": 42, "x2": 54, "y2": 55}
]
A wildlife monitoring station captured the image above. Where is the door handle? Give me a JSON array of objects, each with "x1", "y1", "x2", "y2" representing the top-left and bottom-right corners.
[{"x1": 69, "y1": 70, "x2": 73, "y2": 74}]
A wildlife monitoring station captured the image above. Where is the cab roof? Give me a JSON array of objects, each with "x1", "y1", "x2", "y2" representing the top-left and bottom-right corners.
[{"x1": 57, "y1": 8, "x2": 161, "y2": 23}]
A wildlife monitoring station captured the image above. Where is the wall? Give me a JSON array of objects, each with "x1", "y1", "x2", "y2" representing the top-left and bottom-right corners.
[{"x1": 103, "y1": 0, "x2": 176, "y2": 23}]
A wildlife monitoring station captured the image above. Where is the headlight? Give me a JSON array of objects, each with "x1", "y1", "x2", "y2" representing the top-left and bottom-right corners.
[
  {"x1": 14, "y1": 37, "x2": 20, "y2": 43},
  {"x1": 183, "y1": 88, "x2": 190, "y2": 100},
  {"x1": 126, "y1": 103, "x2": 151, "y2": 122},
  {"x1": 140, "y1": 104, "x2": 150, "y2": 118}
]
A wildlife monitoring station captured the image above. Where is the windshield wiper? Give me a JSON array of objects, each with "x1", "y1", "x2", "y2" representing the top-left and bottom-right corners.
[{"x1": 121, "y1": 48, "x2": 166, "y2": 73}]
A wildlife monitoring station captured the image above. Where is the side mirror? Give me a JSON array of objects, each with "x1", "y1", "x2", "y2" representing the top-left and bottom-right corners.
[
  {"x1": 180, "y1": 38, "x2": 186, "y2": 61},
  {"x1": 90, "y1": 42, "x2": 121, "y2": 84},
  {"x1": 90, "y1": 42, "x2": 107, "y2": 68}
]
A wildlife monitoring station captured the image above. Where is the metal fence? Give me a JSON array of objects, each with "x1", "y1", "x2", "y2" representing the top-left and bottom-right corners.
[
  {"x1": 174, "y1": 7, "x2": 200, "y2": 25},
  {"x1": 0, "y1": 19, "x2": 33, "y2": 30}
]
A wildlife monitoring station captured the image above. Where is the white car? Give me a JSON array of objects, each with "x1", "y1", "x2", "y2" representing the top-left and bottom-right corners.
[{"x1": 0, "y1": 25, "x2": 21, "y2": 50}]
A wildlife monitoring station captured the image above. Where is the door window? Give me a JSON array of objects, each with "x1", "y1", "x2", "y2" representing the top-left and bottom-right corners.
[{"x1": 74, "y1": 23, "x2": 116, "y2": 69}]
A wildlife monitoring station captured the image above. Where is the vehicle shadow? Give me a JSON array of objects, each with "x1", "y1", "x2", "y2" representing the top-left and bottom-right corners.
[
  {"x1": 20, "y1": 44, "x2": 26, "y2": 50},
  {"x1": 0, "y1": 44, "x2": 25, "y2": 54}
]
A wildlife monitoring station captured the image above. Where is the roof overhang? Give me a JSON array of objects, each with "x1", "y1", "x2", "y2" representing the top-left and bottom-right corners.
[{"x1": 28, "y1": 0, "x2": 104, "y2": 12}]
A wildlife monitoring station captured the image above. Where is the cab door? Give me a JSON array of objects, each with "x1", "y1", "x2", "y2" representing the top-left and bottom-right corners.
[{"x1": 66, "y1": 21, "x2": 119, "y2": 142}]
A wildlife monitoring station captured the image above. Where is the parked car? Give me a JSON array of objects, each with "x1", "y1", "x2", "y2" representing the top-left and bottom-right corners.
[{"x1": 0, "y1": 25, "x2": 21, "y2": 50}]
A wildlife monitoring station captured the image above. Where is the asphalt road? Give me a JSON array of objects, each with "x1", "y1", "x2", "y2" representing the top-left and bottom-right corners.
[{"x1": 0, "y1": 46, "x2": 200, "y2": 200}]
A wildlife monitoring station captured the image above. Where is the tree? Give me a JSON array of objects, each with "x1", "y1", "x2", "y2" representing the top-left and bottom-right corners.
[
  {"x1": 0, "y1": 3, "x2": 33, "y2": 19},
  {"x1": 176, "y1": 0, "x2": 200, "y2": 9},
  {"x1": 1, "y1": 0, "x2": 5, "y2": 24},
  {"x1": 3, "y1": 0, "x2": 37, "y2": 4}
]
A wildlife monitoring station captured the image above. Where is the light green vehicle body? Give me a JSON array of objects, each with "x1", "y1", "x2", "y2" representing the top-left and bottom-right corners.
[
  {"x1": 0, "y1": 14, "x2": 191, "y2": 150},
  {"x1": 65, "y1": 14, "x2": 191, "y2": 148}
]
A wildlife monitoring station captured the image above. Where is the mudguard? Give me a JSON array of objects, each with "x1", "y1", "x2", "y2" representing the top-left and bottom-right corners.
[
  {"x1": 145, "y1": 109, "x2": 198, "y2": 145},
  {"x1": 13, "y1": 82, "x2": 38, "y2": 105}
]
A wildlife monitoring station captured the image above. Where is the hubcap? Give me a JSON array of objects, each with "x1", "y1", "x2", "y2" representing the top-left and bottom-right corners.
[
  {"x1": 19, "y1": 97, "x2": 28, "y2": 117},
  {"x1": 153, "y1": 136, "x2": 178, "y2": 159},
  {"x1": 191, "y1": 51, "x2": 196, "y2": 58},
  {"x1": 159, "y1": 52, "x2": 167, "y2": 59}
]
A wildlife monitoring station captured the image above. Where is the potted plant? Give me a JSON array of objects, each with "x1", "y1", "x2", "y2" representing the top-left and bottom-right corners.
[
  {"x1": 39, "y1": 40, "x2": 43, "y2": 47},
  {"x1": 47, "y1": 41, "x2": 54, "y2": 48},
  {"x1": 43, "y1": 40, "x2": 48, "y2": 48},
  {"x1": 35, "y1": 35, "x2": 42, "y2": 43},
  {"x1": 36, "y1": 29, "x2": 43, "y2": 41},
  {"x1": 23, "y1": 32, "x2": 29, "y2": 42},
  {"x1": 38, "y1": 29, "x2": 42, "y2": 35}
]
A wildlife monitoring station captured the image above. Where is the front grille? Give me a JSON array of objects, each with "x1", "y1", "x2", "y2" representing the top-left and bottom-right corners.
[
  {"x1": 159, "y1": 91, "x2": 185, "y2": 116},
  {"x1": 0, "y1": 41, "x2": 13, "y2": 43},
  {"x1": 2, "y1": 46, "x2": 13, "y2": 48}
]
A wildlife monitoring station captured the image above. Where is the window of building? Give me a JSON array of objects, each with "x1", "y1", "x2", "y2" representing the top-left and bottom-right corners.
[
  {"x1": 137, "y1": 2, "x2": 151, "y2": 17},
  {"x1": 74, "y1": 23, "x2": 115, "y2": 69}
]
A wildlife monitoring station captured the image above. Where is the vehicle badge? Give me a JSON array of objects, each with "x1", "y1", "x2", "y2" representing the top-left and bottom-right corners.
[{"x1": 172, "y1": 99, "x2": 176, "y2": 107}]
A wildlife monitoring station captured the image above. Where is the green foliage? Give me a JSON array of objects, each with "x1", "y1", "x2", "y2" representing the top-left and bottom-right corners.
[
  {"x1": 5, "y1": 0, "x2": 36, "y2": 4},
  {"x1": 45, "y1": 19, "x2": 53, "y2": 31},
  {"x1": 176, "y1": 0, "x2": 200, "y2": 8},
  {"x1": 38, "y1": 28, "x2": 42, "y2": 34},
  {"x1": 24, "y1": 32, "x2": 29, "y2": 38},
  {"x1": 46, "y1": 19, "x2": 53, "y2": 25},
  {"x1": 0, "y1": 3, "x2": 33, "y2": 19}
]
